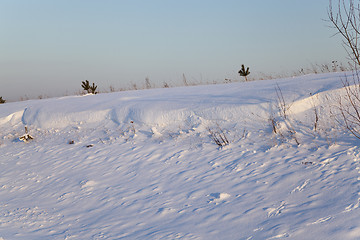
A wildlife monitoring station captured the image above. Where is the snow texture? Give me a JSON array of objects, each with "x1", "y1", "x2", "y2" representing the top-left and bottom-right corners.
[{"x1": 0, "y1": 72, "x2": 360, "y2": 239}]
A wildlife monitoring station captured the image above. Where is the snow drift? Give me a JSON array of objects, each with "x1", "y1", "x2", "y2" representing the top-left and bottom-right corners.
[{"x1": 0, "y1": 72, "x2": 360, "y2": 239}]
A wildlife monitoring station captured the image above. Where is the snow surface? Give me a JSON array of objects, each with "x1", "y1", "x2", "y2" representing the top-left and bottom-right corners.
[{"x1": 1, "y1": 72, "x2": 360, "y2": 239}]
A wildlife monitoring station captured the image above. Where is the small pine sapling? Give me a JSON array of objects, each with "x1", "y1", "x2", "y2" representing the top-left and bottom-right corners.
[
  {"x1": 238, "y1": 64, "x2": 250, "y2": 81},
  {"x1": 89, "y1": 83, "x2": 98, "y2": 94},
  {"x1": 81, "y1": 80, "x2": 98, "y2": 94},
  {"x1": 81, "y1": 80, "x2": 90, "y2": 92},
  {"x1": 0, "y1": 96, "x2": 5, "y2": 104}
]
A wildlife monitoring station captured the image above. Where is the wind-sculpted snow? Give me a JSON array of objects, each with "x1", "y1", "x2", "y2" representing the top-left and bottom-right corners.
[
  {"x1": 0, "y1": 73, "x2": 345, "y2": 132},
  {"x1": 0, "y1": 72, "x2": 360, "y2": 239}
]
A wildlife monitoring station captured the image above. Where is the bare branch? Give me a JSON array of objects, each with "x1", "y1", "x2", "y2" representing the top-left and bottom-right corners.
[{"x1": 328, "y1": 0, "x2": 360, "y2": 66}]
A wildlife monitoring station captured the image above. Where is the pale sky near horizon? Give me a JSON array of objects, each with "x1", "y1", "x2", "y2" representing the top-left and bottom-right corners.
[{"x1": 0, "y1": 0, "x2": 348, "y2": 101}]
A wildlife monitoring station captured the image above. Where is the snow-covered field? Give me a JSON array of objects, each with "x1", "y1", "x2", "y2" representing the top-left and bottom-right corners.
[{"x1": 1, "y1": 72, "x2": 360, "y2": 239}]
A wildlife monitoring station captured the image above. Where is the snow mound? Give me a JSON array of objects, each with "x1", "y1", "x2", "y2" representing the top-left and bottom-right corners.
[{"x1": 0, "y1": 72, "x2": 345, "y2": 133}]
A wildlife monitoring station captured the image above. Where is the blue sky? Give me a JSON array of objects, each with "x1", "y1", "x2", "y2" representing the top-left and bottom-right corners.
[{"x1": 0, "y1": 0, "x2": 347, "y2": 101}]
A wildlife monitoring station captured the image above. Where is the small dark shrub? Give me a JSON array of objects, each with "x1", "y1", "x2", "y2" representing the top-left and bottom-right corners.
[
  {"x1": 81, "y1": 80, "x2": 98, "y2": 94},
  {"x1": 238, "y1": 64, "x2": 250, "y2": 81}
]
